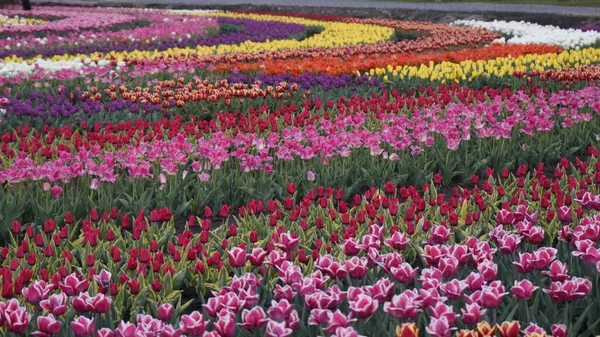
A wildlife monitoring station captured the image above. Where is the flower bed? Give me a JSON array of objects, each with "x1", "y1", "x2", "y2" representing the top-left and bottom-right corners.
[{"x1": 1, "y1": 6, "x2": 600, "y2": 337}]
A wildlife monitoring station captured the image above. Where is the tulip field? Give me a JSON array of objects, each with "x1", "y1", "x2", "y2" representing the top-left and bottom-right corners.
[{"x1": 4, "y1": 5, "x2": 600, "y2": 337}]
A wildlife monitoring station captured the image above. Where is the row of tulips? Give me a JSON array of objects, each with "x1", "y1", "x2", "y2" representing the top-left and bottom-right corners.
[
  {"x1": 3, "y1": 152, "x2": 600, "y2": 335},
  {"x1": 2, "y1": 81, "x2": 600, "y2": 222}
]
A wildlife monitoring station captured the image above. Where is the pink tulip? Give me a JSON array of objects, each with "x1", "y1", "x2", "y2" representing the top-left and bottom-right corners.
[
  {"x1": 179, "y1": 311, "x2": 207, "y2": 336},
  {"x1": 383, "y1": 289, "x2": 421, "y2": 320},
  {"x1": 265, "y1": 320, "x2": 293, "y2": 337},
  {"x1": 315, "y1": 254, "x2": 347, "y2": 279},
  {"x1": 22, "y1": 280, "x2": 53, "y2": 305},
  {"x1": 348, "y1": 294, "x2": 378, "y2": 319},
  {"x1": 158, "y1": 303, "x2": 174, "y2": 321},
  {"x1": 428, "y1": 225, "x2": 451, "y2": 244},
  {"x1": 115, "y1": 321, "x2": 136, "y2": 337},
  {"x1": 287, "y1": 310, "x2": 300, "y2": 330},
  {"x1": 240, "y1": 307, "x2": 267, "y2": 329},
  {"x1": 323, "y1": 310, "x2": 356, "y2": 335},
  {"x1": 40, "y1": 293, "x2": 69, "y2": 316},
  {"x1": 496, "y1": 209, "x2": 514, "y2": 225},
  {"x1": 274, "y1": 232, "x2": 300, "y2": 252},
  {"x1": 440, "y1": 279, "x2": 468, "y2": 300},
  {"x1": 419, "y1": 287, "x2": 447, "y2": 308},
  {"x1": 366, "y1": 278, "x2": 394, "y2": 301},
  {"x1": 477, "y1": 260, "x2": 498, "y2": 282},
  {"x1": 558, "y1": 206, "x2": 572, "y2": 224},
  {"x1": 247, "y1": 247, "x2": 267, "y2": 266},
  {"x1": 460, "y1": 302, "x2": 486, "y2": 325},
  {"x1": 202, "y1": 297, "x2": 223, "y2": 317},
  {"x1": 384, "y1": 231, "x2": 409, "y2": 250},
  {"x1": 273, "y1": 284, "x2": 296, "y2": 302},
  {"x1": 5, "y1": 306, "x2": 31, "y2": 334},
  {"x1": 227, "y1": 247, "x2": 246, "y2": 268},
  {"x1": 543, "y1": 277, "x2": 592, "y2": 303},
  {"x1": 345, "y1": 257, "x2": 368, "y2": 279},
  {"x1": 497, "y1": 233, "x2": 522, "y2": 254},
  {"x1": 543, "y1": 260, "x2": 570, "y2": 281},
  {"x1": 390, "y1": 263, "x2": 418, "y2": 283},
  {"x1": 97, "y1": 328, "x2": 114, "y2": 337},
  {"x1": 32, "y1": 314, "x2": 62, "y2": 337},
  {"x1": 465, "y1": 272, "x2": 484, "y2": 291},
  {"x1": 523, "y1": 323, "x2": 547, "y2": 335},
  {"x1": 93, "y1": 269, "x2": 112, "y2": 288},
  {"x1": 428, "y1": 302, "x2": 458, "y2": 325},
  {"x1": 70, "y1": 316, "x2": 95, "y2": 337},
  {"x1": 511, "y1": 279, "x2": 538, "y2": 300},
  {"x1": 333, "y1": 326, "x2": 365, "y2": 337},
  {"x1": 308, "y1": 309, "x2": 331, "y2": 327},
  {"x1": 214, "y1": 311, "x2": 236, "y2": 337},
  {"x1": 551, "y1": 324, "x2": 567, "y2": 337},
  {"x1": 268, "y1": 299, "x2": 294, "y2": 323},
  {"x1": 437, "y1": 256, "x2": 459, "y2": 278},
  {"x1": 426, "y1": 317, "x2": 455, "y2": 337},
  {"x1": 59, "y1": 273, "x2": 89, "y2": 296}
]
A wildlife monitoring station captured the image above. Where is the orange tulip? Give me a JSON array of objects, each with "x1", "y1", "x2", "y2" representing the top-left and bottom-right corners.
[
  {"x1": 497, "y1": 321, "x2": 520, "y2": 337},
  {"x1": 396, "y1": 323, "x2": 419, "y2": 337}
]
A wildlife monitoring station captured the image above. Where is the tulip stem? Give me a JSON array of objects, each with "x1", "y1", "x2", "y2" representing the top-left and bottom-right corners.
[{"x1": 564, "y1": 303, "x2": 569, "y2": 337}]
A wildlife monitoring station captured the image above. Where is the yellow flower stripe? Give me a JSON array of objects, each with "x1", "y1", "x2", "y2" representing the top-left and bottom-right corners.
[
  {"x1": 4, "y1": 12, "x2": 394, "y2": 64},
  {"x1": 363, "y1": 47, "x2": 600, "y2": 84},
  {"x1": 0, "y1": 15, "x2": 45, "y2": 27}
]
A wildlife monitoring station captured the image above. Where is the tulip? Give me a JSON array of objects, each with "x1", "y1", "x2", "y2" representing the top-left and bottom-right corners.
[
  {"x1": 40, "y1": 293, "x2": 69, "y2": 316},
  {"x1": 265, "y1": 320, "x2": 293, "y2": 337},
  {"x1": 180, "y1": 311, "x2": 207, "y2": 336},
  {"x1": 115, "y1": 321, "x2": 136, "y2": 337},
  {"x1": 268, "y1": 299, "x2": 294, "y2": 322},
  {"x1": 348, "y1": 294, "x2": 378, "y2": 319},
  {"x1": 426, "y1": 317, "x2": 455, "y2": 337},
  {"x1": 158, "y1": 303, "x2": 174, "y2": 321},
  {"x1": 32, "y1": 314, "x2": 62, "y2": 337},
  {"x1": 241, "y1": 307, "x2": 267, "y2": 329},
  {"x1": 461, "y1": 302, "x2": 486, "y2": 325},
  {"x1": 59, "y1": 273, "x2": 88, "y2": 296},
  {"x1": 70, "y1": 316, "x2": 95, "y2": 337},
  {"x1": 476, "y1": 321, "x2": 496, "y2": 337},
  {"x1": 456, "y1": 330, "x2": 478, "y2": 337},
  {"x1": 429, "y1": 302, "x2": 458, "y2": 325},
  {"x1": 97, "y1": 328, "x2": 114, "y2": 337},
  {"x1": 93, "y1": 269, "x2": 112, "y2": 288},
  {"x1": 5, "y1": 306, "x2": 31, "y2": 333},
  {"x1": 497, "y1": 321, "x2": 520, "y2": 337},
  {"x1": 396, "y1": 323, "x2": 419, "y2": 337},
  {"x1": 440, "y1": 279, "x2": 468, "y2": 300},
  {"x1": 227, "y1": 247, "x2": 246, "y2": 268},
  {"x1": 214, "y1": 312, "x2": 236, "y2": 337},
  {"x1": 551, "y1": 324, "x2": 567, "y2": 337},
  {"x1": 333, "y1": 326, "x2": 365, "y2": 337},
  {"x1": 384, "y1": 289, "x2": 421, "y2": 320},
  {"x1": 345, "y1": 256, "x2": 368, "y2": 279},
  {"x1": 511, "y1": 279, "x2": 538, "y2": 300},
  {"x1": 22, "y1": 280, "x2": 53, "y2": 305},
  {"x1": 390, "y1": 263, "x2": 418, "y2": 283}
]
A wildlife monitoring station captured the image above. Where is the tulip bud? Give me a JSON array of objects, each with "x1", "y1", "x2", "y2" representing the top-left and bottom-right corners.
[{"x1": 158, "y1": 303, "x2": 174, "y2": 321}]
